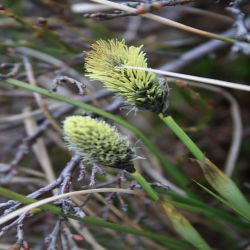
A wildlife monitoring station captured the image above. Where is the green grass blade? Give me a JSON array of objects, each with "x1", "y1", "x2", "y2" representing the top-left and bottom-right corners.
[
  {"x1": 162, "y1": 201, "x2": 212, "y2": 250},
  {"x1": 195, "y1": 181, "x2": 250, "y2": 221},
  {"x1": 159, "y1": 114, "x2": 204, "y2": 161},
  {"x1": 199, "y1": 160, "x2": 250, "y2": 221},
  {"x1": 158, "y1": 189, "x2": 250, "y2": 230},
  {"x1": 131, "y1": 171, "x2": 159, "y2": 201},
  {"x1": 0, "y1": 187, "x2": 187, "y2": 249},
  {"x1": 159, "y1": 113, "x2": 250, "y2": 221},
  {"x1": 3, "y1": 78, "x2": 189, "y2": 187}
]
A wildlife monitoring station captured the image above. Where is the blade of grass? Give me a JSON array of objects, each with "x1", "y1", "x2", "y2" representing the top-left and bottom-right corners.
[
  {"x1": 115, "y1": 172, "x2": 213, "y2": 250},
  {"x1": 0, "y1": 187, "x2": 187, "y2": 250},
  {"x1": 3, "y1": 78, "x2": 189, "y2": 188},
  {"x1": 159, "y1": 114, "x2": 250, "y2": 221},
  {"x1": 158, "y1": 189, "x2": 250, "y2": 230},
  {"x1": 131, "y1": 171, "x2": 160, "y2": 201},
  {"x1": 159, "y1": 115, "x2": 204, "y2": 161},
  {"x1": 161, "y1": 202, "x2": 212, "y2": 250},
  {"x1": 131, "y1": 173, "x2": 213, "y2": 250},
  {"x1": 195, "y1": 180, "x2": 250, "y2": 222},
  {"x1": 0, "y1": 188, "x2": 138, "y2": 225},
  {"x1": 169, "y1": 200, "x2": 239, "y2": 248}
]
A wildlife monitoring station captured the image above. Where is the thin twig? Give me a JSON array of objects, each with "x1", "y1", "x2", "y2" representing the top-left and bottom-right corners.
[
  {"x1": 0, "y1": 156, "x2": 81, "y2": 214},
  {"x1": 227, "y1": 0, "x2": 250, "y2": 41},
  {"x1": 177, "y1": 6, "x2": 233, "y2": 24},
  {"x1": 119, "y1": 66, "x2": 250, "y2": 92},
  {"x1": 23, "y1": 107, "x2": 56, "y2": 184},
  {"x1": 16, "y1": 47, "x2": 92, "y2": 89},
  {"x1": 23, "y1": 56, "x2": 62, "y2": 132},
  {"x1": 159, "y1": 28, "x2": 236, "y2": 71},
  {"x1": 61, "y1": 224, "x2": 79, "y2": 250},
  {"x1": 0, "y1": 89, "x2": 111, "y2": 123},
  {"x1": 0, "y1": 89, "x2": 112, "y2": 180},
  {"x1": 45, "y1": 219, "x2": 61, "y2": 249},
  {"x1": 88, "y1": 0, "x2": 236, "y2": 44},
  {"x1": 83, "y1": 0, "x2": 194, "y2": 19},
  {"x1": 0, "y1": 63, "x2": 21, "y2": 79},
  {"x1": 0, "y1": 188, "x2": 139, "y2": 225}
]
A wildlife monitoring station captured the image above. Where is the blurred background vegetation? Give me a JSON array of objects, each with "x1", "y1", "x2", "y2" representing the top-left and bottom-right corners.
[{"x1": 0, "y1": 0, "x2": 250, "y2": 249}]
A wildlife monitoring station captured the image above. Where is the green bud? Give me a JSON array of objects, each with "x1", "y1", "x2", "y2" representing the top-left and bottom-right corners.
[
  {"x1": 85, "y1": 39, "x2": 169, "y2": 115},
  {"x1": 63, "y1": 116, "x2": 135, "y2": 173}
]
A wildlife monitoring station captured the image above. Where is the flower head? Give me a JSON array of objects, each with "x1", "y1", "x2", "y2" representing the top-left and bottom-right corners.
[
  {"x1": 85, "y1": 39, "x2": 168, "y2": 114},
  {"x1": 63, "y1": 115, "x2": 135, "y2": 173}
]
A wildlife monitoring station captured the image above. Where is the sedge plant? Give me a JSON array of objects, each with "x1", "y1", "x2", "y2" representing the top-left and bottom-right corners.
[
  {"x1": 85, "y1": 39, "x2": 250, "y2": 221},
  {"x1": 63, "y1": 115, "x2": 158, "y2": 201},
  {"x1": 63, "y1": 115, "x2": 212, "y2": 250}
]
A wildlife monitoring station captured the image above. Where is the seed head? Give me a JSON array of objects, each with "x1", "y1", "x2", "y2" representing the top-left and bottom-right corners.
[
  {"x1": 63, "y1": 115, "x2": 135, "y2": 173},
  {"x1": 85, "y1": 39, "x2": 168, "y2": 115}
]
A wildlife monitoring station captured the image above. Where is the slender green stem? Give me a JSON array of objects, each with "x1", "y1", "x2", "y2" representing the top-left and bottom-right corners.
[
  {"x1": 159, "y1": 114, "x2": 205, "y2": 161},
  {"x1": 159, "y1": 114, "x2": 250, "y2": 221},
  {"x1": 3, "y1": 78, "x2": 189, "y2": 187},
  {"x1": 131, "y1": 172, "x2": 212, "y2": 249},
  {"x1": 0, "y1": 187, "x2": 186, "y2": 249},
  {"x1": 131, "y1": 171, "x2": 159, "y2": 201}
]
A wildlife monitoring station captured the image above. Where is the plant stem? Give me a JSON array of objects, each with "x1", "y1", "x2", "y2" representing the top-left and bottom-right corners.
[
  {"x1": 159, "y1": 114, "x2": 205, "y2": 161},
  {"x1": 159, "y1": 114, "x2": 250, "y2": 221},
  {"x1": 3, "y1": 78, "x2": 189, "y2": 187},
  {"x1": 131, "y1": 171, "x2": 159, "y2": 201},
  {"x1": 131, "y1": 172, "x2": 212, "y2": 250}
]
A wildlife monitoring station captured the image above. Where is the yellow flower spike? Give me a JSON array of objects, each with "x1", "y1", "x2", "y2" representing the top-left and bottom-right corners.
[
  {"x1": 85, "y1": 39, "x2": 169, "y2": 114},
  {"x1": 63, "y1": 115, "x2": 135, "y2": 173}
]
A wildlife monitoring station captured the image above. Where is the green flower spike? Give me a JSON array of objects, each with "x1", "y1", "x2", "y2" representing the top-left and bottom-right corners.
[
  {"x1": 85, "y1": 39, "x2": 169, "y2": 115},
  {"x1": 63, "y1": 116, "x2": 212, "y2": 249},
  {"x1": 63, "y1": 115, "x2": 159, "y2": 201},
  {"x1": 63, "y1": 115, "x2": 135, "y2": 173},
  {"x1": 86, "y1": 40, "x2": 250, "y2": 221}
]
